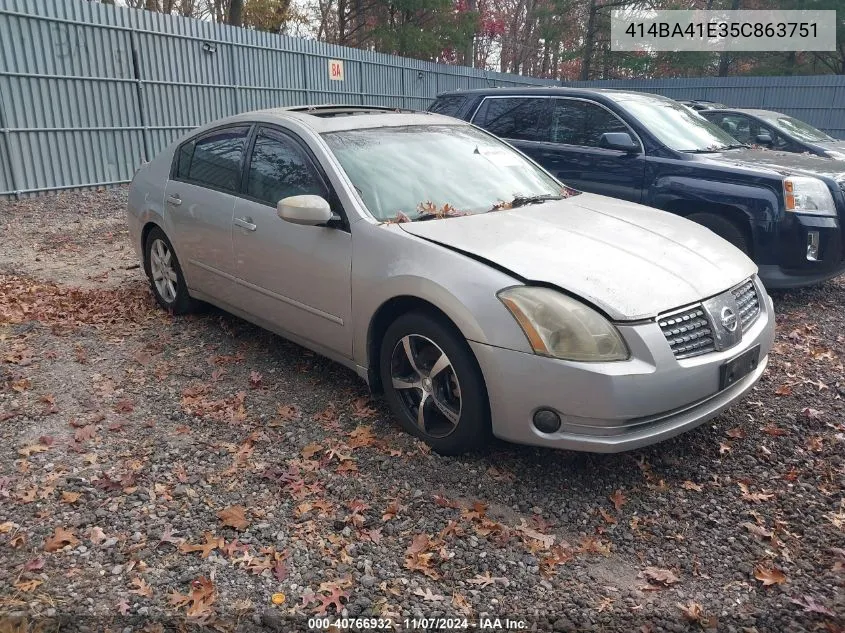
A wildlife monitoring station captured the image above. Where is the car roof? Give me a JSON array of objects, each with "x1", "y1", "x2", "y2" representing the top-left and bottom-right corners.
[
  {"x1": 704, "y1": 108, "x2": 783, "y2": 118},
  {"x1": 435, "y1": 86, "x2": 675, "y2": 104},
  {"x1": 211, "y1": 105, "x2": 461, "y2": 133}
]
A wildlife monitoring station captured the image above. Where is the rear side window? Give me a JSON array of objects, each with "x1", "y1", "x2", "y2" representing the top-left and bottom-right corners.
[
  {"x1": 245, "y1": 128, "x2": 327, "y2": 206},
  {"x1": 472, "y1": 98, "x2": 549, "y2": 142},
  {"x1": 183, "y1": 126, "x2": 250, "y2": 192},
  {"x1": 429, "y1": 95, "x2": 466, "y2": 117}
]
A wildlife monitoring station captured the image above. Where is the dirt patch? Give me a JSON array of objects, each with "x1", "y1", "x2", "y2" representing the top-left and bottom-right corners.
[{"x1": 1, "y1": 187, "x2": 843, "y2": 632}]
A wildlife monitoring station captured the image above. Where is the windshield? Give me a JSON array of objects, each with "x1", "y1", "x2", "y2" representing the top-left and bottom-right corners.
[
  {"x1": 321, "y1": 124, "x2": 566, "y2": 222},
  {"x1": 757, "y1": 113, "x2": 834, "y2": 143},
  {"x1": 616, "y1": 97, "x2": 740, "y2": 152}
]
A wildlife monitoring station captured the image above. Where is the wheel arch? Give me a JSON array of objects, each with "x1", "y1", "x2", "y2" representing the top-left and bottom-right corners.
[
  {"x1": 141, "y1": 221, "x2": 164, "y2": 276},
  {"x1": 663, "y1": 199, "x2": 756, "y2": 258},
  {"x1": 366, "y1": 295, "x2": 482, "y2": 395}
]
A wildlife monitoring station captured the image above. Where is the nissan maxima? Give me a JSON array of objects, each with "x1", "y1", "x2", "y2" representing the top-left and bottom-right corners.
[{"x1": 127, "y1": 105, "x2": 775, "y2": 455}]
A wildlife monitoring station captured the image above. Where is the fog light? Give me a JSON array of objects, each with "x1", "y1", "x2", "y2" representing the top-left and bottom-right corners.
[
  {"x1": 807, "y1": 231, "x2": 820, "y2": 261},
  {"x1": 533, "y1": 408, "x2": 561, "y2": 433}
]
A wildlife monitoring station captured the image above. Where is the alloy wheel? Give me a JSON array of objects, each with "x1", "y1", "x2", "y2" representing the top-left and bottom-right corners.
[
  {"x1": 149, "y1": 238, "x2": 178, "y2": 304},
  {"x1": 390, "y1": 334, "x2": 462, "y2": 438}
]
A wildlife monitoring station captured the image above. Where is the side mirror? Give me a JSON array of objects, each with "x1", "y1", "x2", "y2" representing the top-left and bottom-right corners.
[
  {"x1": 599, "y1": 132, "x2": 639, "y2": 153},
  {"x1": 277, "y1": 195, "x2": 333, "y2": 226},
  {"x1": 755, "y1": 133, "x2": 773, "y2": 145}
]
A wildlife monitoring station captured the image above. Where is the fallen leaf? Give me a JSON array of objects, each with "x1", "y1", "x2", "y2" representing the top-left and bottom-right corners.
[
  {"x1": 609, "y1": 489, "x2": 626, "y2": 511},
  {"x1": 116, "y1": 599, "x2": 131, "y2": 615},
  {"x1": 774, "y1": 384, "x2": 793, "y2": 396},
  {"x1": 790, "y1": 594, "x2": 835, "y2": 617},
  {"x1": 682, "y1": 480, "x2": 703, "y2": 492},
  {"x1": 801, "y1": 407, "x2": 822, "y2": 419},
  {"x1": 129, "y1": 576, "x2": 154, "y2": 598},
  {"x1": 742, "y1": 522, "x2": 774, "y2": 540},
  {"x1": 738, "y1": 482, "x2": 775, "y2": 503},
  {"x1": 762, "y1": 425, "x2": 789, "y2": 437},
  {"x1": 179, "y1": 532, "x2": 223, "y2": 558},
  {"x1": 639, "y1": 566, "x2": 680, "y2": 586},
  {"x1": 726, "y1": 427, "x2": 746, "y2": 439},
  {"x1": 754, "y1": 565, "x2": 786, "y2": 586},
  {"x1": 14, "y1": 579, "x2": 42, "y2": 593},
  {"x1": 301, "y1": 443, "x2": 323, "y2": 459},
  {"x1": 18, "y1": 443, "x2": 49, "y2": 457},
  {"x1": 217, "y1": 505, "x2": 250, "y2": 531},
  {"x1": 61, "y1": 491, "x2": 82, "y2": 504},
  {"x1": 44, "y1": 526, "x2": 79, "y2": 552},
  {"x1": 23, "y1": 557, "x2": 44, "y2": 571}
]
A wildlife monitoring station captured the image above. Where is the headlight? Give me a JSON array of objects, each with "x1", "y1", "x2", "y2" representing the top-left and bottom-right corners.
[
  {"x1": 498, "y1": 287, "x2": 629, "y2": 362},
  {"x1": 783, "y1": 176, "x2": 837, "y2": 216}
]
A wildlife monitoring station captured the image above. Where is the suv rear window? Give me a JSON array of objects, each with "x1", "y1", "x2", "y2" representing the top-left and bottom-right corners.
[{"x1": 429, "y1": 95, "x2": 466, "y2": 117}]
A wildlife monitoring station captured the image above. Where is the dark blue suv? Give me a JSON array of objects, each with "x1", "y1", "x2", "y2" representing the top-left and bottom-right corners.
[{"x1": 430, "y1": 88, "x2": 845, "y2": 289}]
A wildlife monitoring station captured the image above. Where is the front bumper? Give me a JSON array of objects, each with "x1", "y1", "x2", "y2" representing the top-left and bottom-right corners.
[
  {"x1": 761, "y1": 214, "x2": 845, "y2": 288},
  {"x1": 471, "y1": 287, "x2": 775, "y2": 453}
]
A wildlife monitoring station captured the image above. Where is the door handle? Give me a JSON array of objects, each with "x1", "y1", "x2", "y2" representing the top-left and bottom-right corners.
[
  {"x1": 234, "y1": 216, "x2": 256, "y2": 232},
  {"x1": 166, "y1": 194, "x2": 182, "y2": 206}
]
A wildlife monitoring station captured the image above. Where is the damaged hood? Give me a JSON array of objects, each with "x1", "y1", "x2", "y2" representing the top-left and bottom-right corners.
[{"x1": 398, "y1": 193, "x2": 756, "y2": 321}]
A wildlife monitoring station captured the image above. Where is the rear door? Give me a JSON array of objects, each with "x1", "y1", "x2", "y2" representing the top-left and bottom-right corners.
[
  {"x1": 164, "y1": 125, "x2": 251, "y2": 300},
  {"x1": 533, "y1": 98, "x2": 645, "y2": 202},
  {"x1": 470, "y1": 96, "x2": 551, "y2": 161}
]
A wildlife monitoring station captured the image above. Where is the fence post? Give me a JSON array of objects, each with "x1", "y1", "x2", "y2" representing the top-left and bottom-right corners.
[
  {"x1": 229, "y1": 43, "x2": 241, "y2": 114},
  {"x1": 129, "y1": 30, "x2": 151, "y2": 162},
  {"x1": 301, "y1": 53, "x2": 310, "y2": 105},
  {"x1": 0, "y1": 97, "x2": 23, "y2": 198}
]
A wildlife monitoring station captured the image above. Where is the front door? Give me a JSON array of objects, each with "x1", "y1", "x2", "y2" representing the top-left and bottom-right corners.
[
  {"x1": 533, "y1": 98, "x2": 645, "y2": 203},
  {"x1": 231, "y1": 126, "x2": 353, "y2": 358}
]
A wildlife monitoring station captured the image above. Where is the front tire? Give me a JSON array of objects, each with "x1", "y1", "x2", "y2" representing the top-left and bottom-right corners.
[
  {"x1": 379, "y1": 311, "x2": 490, "y2": 455},
  {"x1": 144, "y1": 227, "x2": 196, "y2": 314}
]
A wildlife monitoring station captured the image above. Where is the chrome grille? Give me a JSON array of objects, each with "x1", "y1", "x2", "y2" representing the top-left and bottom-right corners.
[
  {"x1": 658, "y1": 305, "x2": 715, "y2": 359},
  {"x1": 731, "y1": 279, "x2": 760, "y2": 332}
]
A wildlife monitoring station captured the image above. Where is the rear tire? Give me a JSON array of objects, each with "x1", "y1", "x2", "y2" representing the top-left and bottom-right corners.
[
  {"x1": 687, "y1": 213, "x2": 750, "y2": 256},
  {"x1": 379, "y1": 311, "x2": 490, "y2": 455},
  {"x1": 144, "y1": 226, "x2": 197, "y2": 315}
]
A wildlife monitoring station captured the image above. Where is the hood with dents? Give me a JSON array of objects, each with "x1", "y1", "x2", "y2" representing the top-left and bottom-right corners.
[
  {"x1": 398, "y1": 193, "x2": 756, "y2": 321},
  {"x1": 704, "y1": 148, "x2": 845, "y2": 183}
]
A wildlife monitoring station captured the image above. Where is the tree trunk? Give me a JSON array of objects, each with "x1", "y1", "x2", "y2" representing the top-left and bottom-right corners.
[
  {"x1": 580, "y1": 0, "x2": 597, "y2": 81},
  {"x1": 718, "y1": 0, "x2": 741, "y2": 76},
  {"x1": 463, "y1": 0, "x2": 477, "y2": 67},
  {"x1": 228, "y1": 0, "x2": 244, "y2": 26}
]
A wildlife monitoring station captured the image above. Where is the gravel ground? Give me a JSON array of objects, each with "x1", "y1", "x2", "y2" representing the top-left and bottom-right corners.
[{"x1": 1, "y1": 187, "x2": 843, "y2": 632}]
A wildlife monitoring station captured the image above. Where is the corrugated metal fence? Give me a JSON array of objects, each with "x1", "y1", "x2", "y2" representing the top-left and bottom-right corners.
[
  {"x1": 0, "y1": 0, "x2": 555, "y2": 197},
  {"x1": 563, "y1": 75, "x2": 845, "y2": 140}
]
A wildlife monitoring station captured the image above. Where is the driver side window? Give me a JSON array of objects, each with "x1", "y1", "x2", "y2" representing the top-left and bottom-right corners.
[{"x1": 245, "y1": 128, "x2": 328, "y2": 207}]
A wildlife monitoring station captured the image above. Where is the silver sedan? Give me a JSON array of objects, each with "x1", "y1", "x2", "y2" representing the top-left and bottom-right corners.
[{"x1": 127, "y1": 105, "x2": 775, "y2": 455}]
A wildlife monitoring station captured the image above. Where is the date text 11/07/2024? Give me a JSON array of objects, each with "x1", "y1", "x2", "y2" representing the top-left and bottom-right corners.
[{"x1": 307, "y1": 617, "x2": 529, "y2": 630}]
